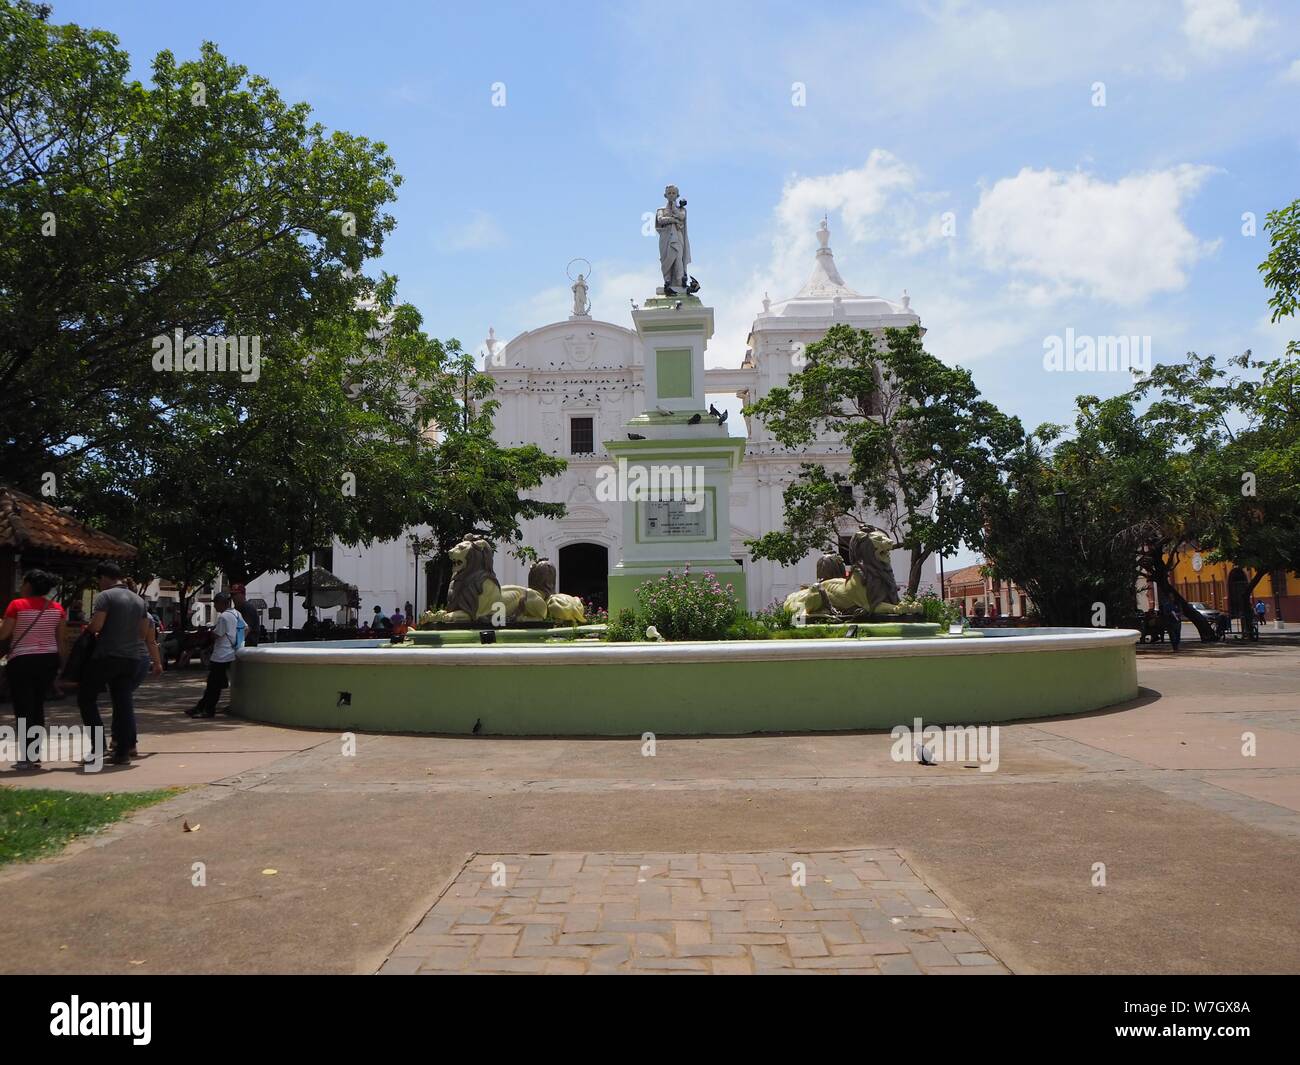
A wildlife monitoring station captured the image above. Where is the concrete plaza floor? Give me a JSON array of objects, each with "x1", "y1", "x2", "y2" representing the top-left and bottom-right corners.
[{"x1": 0, "y1": 639, "x2": 1297, "y2": 974}]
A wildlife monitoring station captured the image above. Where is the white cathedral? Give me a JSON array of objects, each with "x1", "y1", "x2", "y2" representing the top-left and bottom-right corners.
[{"x1": 244, "y1": 220, "x2": 936, "y2": 621}]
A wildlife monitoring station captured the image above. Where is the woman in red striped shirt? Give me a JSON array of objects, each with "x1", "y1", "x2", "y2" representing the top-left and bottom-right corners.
[{"x1": 1, "y1": 569, "x2": 70, "y2": 769}]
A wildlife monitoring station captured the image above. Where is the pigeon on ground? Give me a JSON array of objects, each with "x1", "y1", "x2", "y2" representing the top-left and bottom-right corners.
[
  {"x1": 655, "y1": 406, "x2": 672, "y2": 415},
  {"x1": 688, "y1": 413, "x2": 702, "y2": 425},
  {"x1": 628, "y1": 433, "x2": 646, "y2": 440},
  {"x1": 915, "y1": 742, "x2": 937, "y2": 766},
  {"x1": 472, "y1": 718, "x2": 483, "y2": 735}
]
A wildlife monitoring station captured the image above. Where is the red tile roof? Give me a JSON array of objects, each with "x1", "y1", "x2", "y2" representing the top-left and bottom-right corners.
[
  {"x1": 0, "y1": 486, "x2": 137, "y2": 561},
  {"x1": 943, "y1": 563, "x2": 987, "y2": 589}
]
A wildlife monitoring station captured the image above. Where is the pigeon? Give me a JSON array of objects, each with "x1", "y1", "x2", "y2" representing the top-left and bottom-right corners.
[
  {"x1": 628, "y1": 433, "x2": 646, "y2": 440},
  {"x1": 688, "y1": 413, "x2": 701, "y2": 425},
  {"x1": 655, "y1": 405, "x2": 672, "y2": 416},
  {"x1": 915, "y1": 742, "x2": 937, "y2": 766},
  {"x1": 844, "y1": 625, "x2": 858, "y2": 638},
  {"x1": 716, "y1": 409, "x2": 728, "y2": 426},
  {"x1": 709, "y1": 403, "x2": 721, "y2": 418},
  {"x1": 472, "y1": 718, "x2": 483, "y2": 735}
]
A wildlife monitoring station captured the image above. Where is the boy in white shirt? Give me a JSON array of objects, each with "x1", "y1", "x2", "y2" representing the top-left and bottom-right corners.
[{"x1": 187, "y1": 593, "x2": 245, "y2": 719}]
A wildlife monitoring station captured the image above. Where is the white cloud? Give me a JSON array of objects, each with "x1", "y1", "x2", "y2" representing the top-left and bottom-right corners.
[
  {"x1": 439, "y1": 210, "x2": 507, "y2": 252},
  {"x1": 1182, "y1": 0, "x2": 1263, "y2": 55},
  {"x1": 775, "y1": 150, "x2": 918, "y2": 246},
  {"x1": 970, "y1": 165, "x2": 1217, "y2": 305},
  {"x1": 1281, "y1": 58, "x2": 1300, "y2": 83}
]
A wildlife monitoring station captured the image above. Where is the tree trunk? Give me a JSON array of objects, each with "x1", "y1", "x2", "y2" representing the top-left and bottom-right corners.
[
  {"x1": 906, "y1": 547, "x2": 927, "y2": 598},
  {"x1": 1152, "y1": 564, "x2": 1216, "y2": 642}
]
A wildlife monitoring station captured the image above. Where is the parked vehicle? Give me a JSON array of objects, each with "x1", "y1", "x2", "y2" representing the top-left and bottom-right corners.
[{"x1": 1187, "y1": 601, "x2": 1230, "y2": 637}]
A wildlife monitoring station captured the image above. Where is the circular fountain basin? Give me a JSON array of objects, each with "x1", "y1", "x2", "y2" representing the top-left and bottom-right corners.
[{"x1": 230, "y1": 627, "x2": 1139, "y2": 736}]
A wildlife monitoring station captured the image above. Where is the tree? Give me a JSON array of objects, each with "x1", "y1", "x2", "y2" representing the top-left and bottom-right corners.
[
  {"x1": 63, "y1": 281, "x2": 452, "y2": 624},
  {"x1": 408, "y1": 366, "x2": 568, "y2": 610},
  {"x1": 744, "y1": 323, "x2": 1023, "y2": 594},
  {"x1": 1260, "y1": 197, "x2": 1300, "y2": 339},
  {"x1": 983, "y1": 385, "x2": 1238, "y2": 640},
  {"x1": 1129, "y1": 352, "x2": 1300, "y2": 610},
  {"x1": 0, "y1": 1, "x2": 400, "y2": 481},
  {"x1": 981, "y1": 431, "x2": 1137, "y2": 626}
]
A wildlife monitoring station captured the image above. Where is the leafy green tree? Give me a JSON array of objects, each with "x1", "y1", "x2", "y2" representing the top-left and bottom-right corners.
[
  {"x1": 981, "y1": 432, "x2": 1136, "y2": 626},
  {"x1": 0, "y1": 1, "x2": 400, "y2": 481},
  {"x1": 1260, "y1": 197, "x2": 1300, "y2": 342},
  {"x1": 1130, "y1": 353, "x2": 1300, "y2": 607},
  {"x1": 409, "y1": 365, "x2": 568, "y2": 608},
  {"x1": 64, "y1": 283, "x2": 451, "y2": 625},
  {"x1": 744, "y1": 323, "x2": 1023, "y2": 594}
]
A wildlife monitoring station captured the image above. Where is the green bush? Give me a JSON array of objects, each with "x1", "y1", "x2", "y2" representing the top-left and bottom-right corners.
[
  {"x1": 754, "y1": 600, "x2": 796, "y2": 631},
  {"x1": 637, "y1": 569, "x2": 739, "y2": 641},
  {"x1": 899, "y1": 590, "x2": 959, "y2": 627},
  {"x1": 604, "y1": 607, "x2": 640, "y2": 642},
  {"x1": 724, "y1": 614, "x2": 772, "y2": 640}
]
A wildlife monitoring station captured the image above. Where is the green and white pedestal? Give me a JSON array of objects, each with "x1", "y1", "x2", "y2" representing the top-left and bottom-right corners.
[{"x1": 605, "y1": 296, "x2": 746, "y2": 615}]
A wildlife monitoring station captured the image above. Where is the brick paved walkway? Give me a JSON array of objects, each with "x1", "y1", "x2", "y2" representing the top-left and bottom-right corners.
[{"x1": 379, "y1": 849, "x2": 1010, "y2": 974}]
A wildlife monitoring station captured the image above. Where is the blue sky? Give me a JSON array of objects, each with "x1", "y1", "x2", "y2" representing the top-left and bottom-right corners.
[{"x1": 54, "y1": 0, "x2": 1300, "y2": 563}]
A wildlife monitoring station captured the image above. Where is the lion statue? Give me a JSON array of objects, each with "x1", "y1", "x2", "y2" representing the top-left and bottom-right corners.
[
  {"x1": 784, "y1": 527, "x2": 904, "y2": 619},
  {"x1": 528, "y1": 559, "x2": 556, "y2": 598},
  {"x1": 425, "y1": 544, "x2": 588, "y2": 626},
  {"x1": 523, "y1": 558, "x2": 587, "y2": 623},
  {"x1": 815, "y1": 553, "x2": 846, "y2": 581},
  {"x1": 425, "y1": 538, "x2": 507, "y2": 624}
]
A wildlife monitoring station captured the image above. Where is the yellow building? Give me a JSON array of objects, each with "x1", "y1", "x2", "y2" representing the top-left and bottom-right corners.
[{"x1": 1167, "y1": 546, "x2": 1297, "y2": 624}]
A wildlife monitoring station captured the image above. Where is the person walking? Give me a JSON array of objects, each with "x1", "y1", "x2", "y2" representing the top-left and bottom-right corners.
[
  {"x1": 187, "y1": 592, "x2": 244, "y2": 718},
  {"x1": 1, "y1": 570, "x2": 69, "y2": 770},
  {"x1": 79, "y1": 562, "x2": 162, "y2": 766}
]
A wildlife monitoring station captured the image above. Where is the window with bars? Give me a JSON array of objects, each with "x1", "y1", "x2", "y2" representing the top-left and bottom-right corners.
[{"x1": 570, "y1": 417, "x2": 594, "y2": 455}]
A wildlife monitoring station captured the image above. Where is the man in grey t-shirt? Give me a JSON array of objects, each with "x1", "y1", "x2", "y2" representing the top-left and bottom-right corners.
[{"x1": 78, "y1": 561, "x2": 162, "y2": 765}]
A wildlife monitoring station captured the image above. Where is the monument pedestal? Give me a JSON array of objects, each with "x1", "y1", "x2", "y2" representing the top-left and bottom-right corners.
[{"x1": 605, "y1": 296, "x2": 746, "y2": 615}]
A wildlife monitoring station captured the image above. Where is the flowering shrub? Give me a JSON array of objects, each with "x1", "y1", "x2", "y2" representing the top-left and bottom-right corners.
[
  {"x1": 754, "y1": 599, "x2": 796, "y2": 631},
  {"x1": 897, "y1": 590, "x2": 959, "y2": 626},
  {"x1": 631, "y1": 567, "x2": 739, "y2": 641}
]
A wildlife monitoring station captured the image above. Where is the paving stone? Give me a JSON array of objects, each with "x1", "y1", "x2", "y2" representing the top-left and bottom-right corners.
[{"x1": 378, "y1": 849, "x2": 1009, "y2": 976}]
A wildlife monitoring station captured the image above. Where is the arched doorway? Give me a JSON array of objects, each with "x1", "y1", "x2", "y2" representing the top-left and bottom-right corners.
[{"x1": 559, "y1": 542, "x2": 609, "y2": 612}]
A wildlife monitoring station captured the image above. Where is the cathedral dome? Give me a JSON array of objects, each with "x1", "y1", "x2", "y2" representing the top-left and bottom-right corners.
[{"x1": 761, "y1": 219, "x2": 916, "y2": 323}]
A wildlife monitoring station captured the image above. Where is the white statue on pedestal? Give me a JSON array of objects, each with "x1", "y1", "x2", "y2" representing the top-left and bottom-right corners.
[
  {"x1": 571, "y1": 274, "x2": 590, "y2": 317},
  {"x1": 656, "y1": 184, "x2": 692, "y2": 294}
]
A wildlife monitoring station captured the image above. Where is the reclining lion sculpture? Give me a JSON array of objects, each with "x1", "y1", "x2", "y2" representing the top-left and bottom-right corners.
[
  {"x1": 424, "y1": 540, "x2": 586, "y2": 625},
  {"x1": 784, "y1": 527, "x2": 905, "y2": 620}
]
